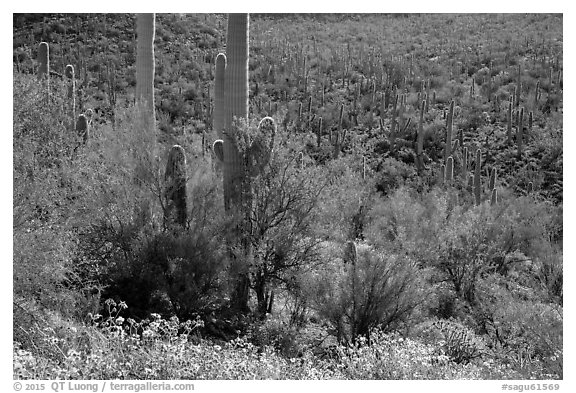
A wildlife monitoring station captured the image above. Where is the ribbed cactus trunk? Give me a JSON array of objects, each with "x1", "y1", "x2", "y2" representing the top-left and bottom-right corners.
[
  {"x1": 507, "y1": 101, "x2": 513, "y2": 145},
  {"x1": 445, "y1": 156, "x2": 454, "y2": 184},
  {"x1": 517, "y1": 107, "x2": 524, "y2": 158},
  {"x1": 223, "y1": 13, "x2": 249, "y2": 211},
  {"x1": 444, "y1": 100, "x2": 454, "y2": 163},
  {"x1": 38, "y1": 42, "x2": 50, "y2": 102},
  {"x1": 474, "y1": 149, "x2": 482, "y2": 206},
  {"x1": 214, "y1": 53, "x2": 226, "y2": 139},
  {"x1": 38, "y1": 42, "x2": 49, "y2": 80},
  {"x1": 223, "y1": 13, "x2": 251, "y2": 313},
  {"x1": 416, "y1": 100, "x2": 425, "y2": 172},
  {"x1": 76, "y1": 114, "x2": 89, "y2": 144},
  {"x1": 136, "y1": 13, "x2": 156, "y2": 131}
]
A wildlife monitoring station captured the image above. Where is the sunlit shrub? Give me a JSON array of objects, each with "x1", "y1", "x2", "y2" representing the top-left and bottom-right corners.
[{"x1": 302, "y1": 241, "x2": 429, "y2": 344}]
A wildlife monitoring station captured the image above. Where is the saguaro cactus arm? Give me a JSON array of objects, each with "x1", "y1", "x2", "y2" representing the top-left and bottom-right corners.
[
  {"x1": 214, "y1": 53, "x2": 227, "y2": 139},
  {"x1": 213, "y1": 140, "x2": 224, "y2": 162}
]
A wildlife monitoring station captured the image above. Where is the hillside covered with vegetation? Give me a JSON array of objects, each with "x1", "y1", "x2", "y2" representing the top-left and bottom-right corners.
[{"x1": 13, "y1": 13, "x2": 562, "y2": 379}]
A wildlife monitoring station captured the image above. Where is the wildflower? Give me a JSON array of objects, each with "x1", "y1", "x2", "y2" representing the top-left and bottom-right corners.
[{"x1": 115, "y1": 316, "x2": 125, "y2": 325}]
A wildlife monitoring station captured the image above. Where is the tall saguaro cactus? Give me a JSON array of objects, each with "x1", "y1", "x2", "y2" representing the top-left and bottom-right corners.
[
  {"x1": 135, "y1": 13, "x2": 156, "y2": 130},
  {"x1": 212, "y1": 14, "x2": 278, "y2": 313},
  {"x1": 222, "y1": 13, "x2": 250, "y2": 210}
]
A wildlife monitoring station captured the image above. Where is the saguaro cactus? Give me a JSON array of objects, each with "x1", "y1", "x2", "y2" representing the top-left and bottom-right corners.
[
  {"x1": 461, "y1": 146, "x2": 468, "y2": 182},
  {"x1": 515, "y1": 63, "x2": 522, "y2": 108},
  {"x1": 38, "y1": 42, "x2": 49, "y2": 79},
  {"x1": 445, "y1": 156, "x2": 454, "y2": 184},
  {"x1": 444, "y1": 100, "x2": 455, "y2": 162},
  {"x1": 474, "y1": 149, "x2": 482, "y2": 206},
  {"x1": 507, "y1": 100, "x2": 513, "y2": 145},
  {"x1": 212, "y1": 14, "x2": 279, "y2": 313},
  {"x1": 517, "y1": 107, "x2": 524, "y2": 157},
  {"x1": 488, "y1": 167, "x2": 496, "y2": 191},
  {"x1": 490, "y1": 189, "x2": 498, "y2": 206},
  {"x1": 135, "y1": 13, "x2": 156, "y2": 129},
  {"x1": 76, "y1": 114, "x2": 89, "y2": 143},
  {"x1": 164, "y1": 145, "x2": 188, "y2": 227},
  {"x1": 65, "y1": 64, "x2": 76, "y2": 129},
  {"x1": 416, "y1": 100, "x2": 426, "y2": 172},
  {"x1": 222, "y1": 13, "x2": 250, "y2": 210}
]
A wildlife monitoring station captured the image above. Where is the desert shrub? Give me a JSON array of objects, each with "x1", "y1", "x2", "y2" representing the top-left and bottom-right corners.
[
  {"x1": 13, "y1": 73, "x2": 104, "y2": 323},
  {"x1": 313, "y1": 157, "x2": 375, "y2": 242},
  {"x1": 373, "y1": 157, "x2": 418, "y2": 196},
  {"x1": 302, "y1": 242, "x2": 429, "y2": 344},
  {"x1": 103, "y1": 226, "x2": 228, "y2": 320},
  {"x1": 417, "y1": 318, "x2": 486, "y2": 364},
  {"x1": 365, "y1": 187, "x2": 562, "y2": 316},
  {"x1": 248, "y1": 314, "x2": 301, "y2": 358},
  {"x1": 475, "y1": 276, "x2": 562, "y2": 379},
  {"x1": 69, "y1": 106, "x2": 230, "y2": 321}
]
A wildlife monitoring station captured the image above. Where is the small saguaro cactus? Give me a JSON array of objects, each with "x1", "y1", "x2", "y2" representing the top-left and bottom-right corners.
[
  {"x1": 474, "y1": 149, "x2": 482, "y2": 206},
  {"x1": 515, "y1": 63, "x2": 522, "y2": 107},
  {"x1": 488, "y1": 167, "x2": 496, "y2": 191},
  {"x1": 517, "y1": 107, "x2": 524, "y2": 157},
  {"x1": 298, "y1": 151, "x2": 305, "y2": 170},
  {"x1": 507, "y1": 100, "x2": 513, "y2": 145},
  {"x1": 65, "y1": 64, "x2": 76, "y2": 129},
  {"x1": 333, "y1": 104, "x2": 346, "y2": 159},
  {"x1": 490, "y1": 189, "x2": 498, "y2": 206},
  {"x1": 37, "y1": 42, "x2": 49, "y2": 80},
  {"x1": 461, "y1": 146, "x2": 468, "y2": 182},
  {"x1": 444, "y1": 100, "x2": 455, "y2": 163},
  {"x1": 416, "y1": 100, "x2": 426, "y2": 172},
  {"x1": 65, "y1": 64, "x2": 75, "y2": 98},
  {"x1": 76, "y1": 114, "x2": 89, "y2": 143},
  {"x1": 164, "y1": 145, "x2": 188, "y2": 227}
]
